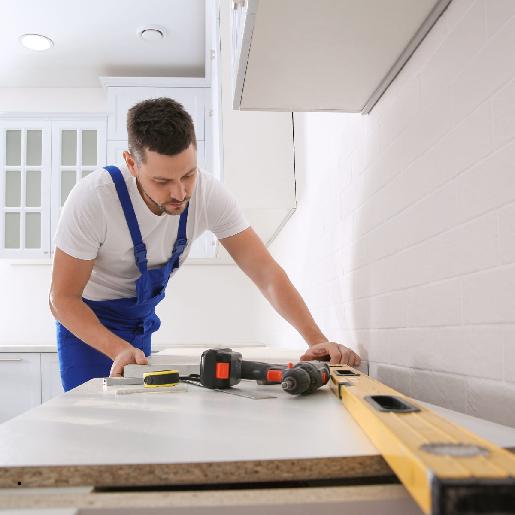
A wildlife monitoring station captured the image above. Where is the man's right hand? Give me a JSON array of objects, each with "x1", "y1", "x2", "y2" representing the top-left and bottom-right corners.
[{"x1": 110, "y1": 347, "x2": 148, "y2": 377}]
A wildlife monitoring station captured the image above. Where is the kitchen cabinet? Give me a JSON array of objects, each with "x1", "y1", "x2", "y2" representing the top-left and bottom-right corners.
[
  {"x1": 0, "y1": 352, "x2": 64, "y2": 422},
  {"x1": 101, "y1": 77, "x2": 217, "y2": 259},
  {"x1": 40, "y1": 352, "x2": 64, "y2": 403},
  {"x1": 218, "y1": 0, "x2": 297, "y2": 261},
  {"x1": 231, "y1": 0, "x2": 452, "y2": 113},
  {"x1": 0, "y1": 353, "x2": 41, "y2": 422},
  {"x1": 101, "y1": 79, "x2": 212, "y2": 170},
  {"x1": 106, "y1": 86, "x2": 208, "y2": 142}
]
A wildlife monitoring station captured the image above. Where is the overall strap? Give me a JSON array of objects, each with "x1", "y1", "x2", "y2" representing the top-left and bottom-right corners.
[
  {"x1": 104, "y1": 166, "x2": 148, "y2": 273},
  {"x1": 169, "y1": 203, "x2": 189, "y2": 268}
]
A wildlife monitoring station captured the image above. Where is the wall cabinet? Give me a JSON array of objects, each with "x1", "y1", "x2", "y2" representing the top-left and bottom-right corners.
[
  {"x1": 217, "y1": 0, "x2": 296, "y2": 261},
  {"x1": 231, "y1": 0, "x2": 451, "y2": 113},
  {"x1": 107, "y1": 87, "x2": 208, "y2": 142},
  {"x1": 0, "y1": 116, "x2": 107, "y2": 259},
  {"x1": 101, "y1": 78, "x2": 217, "y2": 259}
]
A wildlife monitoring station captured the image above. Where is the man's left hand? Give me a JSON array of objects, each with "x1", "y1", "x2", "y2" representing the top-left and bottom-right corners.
[{"x1": 300, "y1": 342, "x2": 361, "y2": 367}]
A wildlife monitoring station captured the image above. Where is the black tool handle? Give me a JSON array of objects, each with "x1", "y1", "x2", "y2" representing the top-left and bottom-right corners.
[{"x1": 240, "y1": 360, "x2": 285, "y2": 385}]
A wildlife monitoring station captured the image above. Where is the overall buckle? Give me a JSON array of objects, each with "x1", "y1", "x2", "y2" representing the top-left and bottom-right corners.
[
  {"x1": 174, "y1": 238, "x2": 188, "y2": 254},
  {"x1": 134, "y1": 242, "x2": 148, "y2": 265}
]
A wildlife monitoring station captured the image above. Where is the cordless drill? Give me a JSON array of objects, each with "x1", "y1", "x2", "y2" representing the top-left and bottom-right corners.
[{"x1": 199, "y1": 348, "x2": 330, "y2": 395}]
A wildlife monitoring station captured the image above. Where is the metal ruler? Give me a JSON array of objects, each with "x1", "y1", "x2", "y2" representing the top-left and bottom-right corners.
[
  {"x1": 329, "y1": 365, "x2": 515, "y2": 515},
  {"x1": 180, "y1": 376, "x2": 276, "y2": 400}
]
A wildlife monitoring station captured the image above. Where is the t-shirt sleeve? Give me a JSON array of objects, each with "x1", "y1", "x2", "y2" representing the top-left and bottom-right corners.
[
  {"x1": 204, "y1": 174, "x2": 250, "y2": 240},
  {"x1": 54, "y1": 178, "x2": 105, "y2": 260}
]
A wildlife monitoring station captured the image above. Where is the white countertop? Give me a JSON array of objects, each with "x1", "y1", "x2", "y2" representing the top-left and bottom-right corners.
[
  {"x1": 0, "y1": 343, "x2": 274, "y2": 354},
  {"x1": 1, "y1": 372, "x2": 515, "y2": 469},
  {"x1": 0, "y1": 378, "x2": 378, "y2": 467},
  {"x1": 0, "y1": 345, "x2": 59, "y2": 353}
]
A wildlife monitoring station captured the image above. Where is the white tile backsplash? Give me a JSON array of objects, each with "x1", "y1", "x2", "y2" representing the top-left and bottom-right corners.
[
  {"x1": 412, "y1": 369, "x2": 467, "y2": 412},
  {"x1": 406, "y1": 279, "x2": 462, "y2": 328},
  {"x1": 499, "y1": 203, "x2": 515, "y2": 264},
  {"x1": 462, "y1": 265, "x2": 515, "y2": 324},
  {"x1": 259, "y1": 0, "x2": 515, "y2": 427},
  {"x1": 492, "y1": 77, "x2": 515, "y2": 148},
  {"x1": 485, "y1": 0, "x2": 515, "y2": 38}
]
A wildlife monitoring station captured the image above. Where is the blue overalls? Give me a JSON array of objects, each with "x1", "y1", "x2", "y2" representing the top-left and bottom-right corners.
[{"x1": 56, "y1": 165, "x2": 189, "y2": 391}]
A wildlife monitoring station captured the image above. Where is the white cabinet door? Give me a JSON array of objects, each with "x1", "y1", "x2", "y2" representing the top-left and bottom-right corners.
[
  {"x1": 0, "y1": 120, "x2": 52, "y2": 259},
  {"x1": 0, "y1": 353, "x2": 41, "y2": 422},
  {"x1": 107, "y1": 87, "x2": 208, "y2": 141},
  {"x1": 41, "y1": 353, "x2": 64, "y2": 403}
]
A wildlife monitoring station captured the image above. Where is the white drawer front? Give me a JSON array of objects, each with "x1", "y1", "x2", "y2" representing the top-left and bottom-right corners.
[{"x1": 0, "y1": 353, "x2": 41, "y2": 422}]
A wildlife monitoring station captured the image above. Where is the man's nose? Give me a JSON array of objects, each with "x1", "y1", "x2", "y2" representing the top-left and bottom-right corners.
[{"x1": 169, "y1": 182, "x2": 186, "y2": 201}]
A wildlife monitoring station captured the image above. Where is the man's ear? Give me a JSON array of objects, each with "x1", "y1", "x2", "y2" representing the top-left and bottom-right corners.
[{"x1": 123, "y1": 151, "x2": 138, "y2": 178}]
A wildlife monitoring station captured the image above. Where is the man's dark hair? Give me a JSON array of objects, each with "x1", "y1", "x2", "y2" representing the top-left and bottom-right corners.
[{"x1": 127, "y1": 97, "x2": 197, "y2": 164}]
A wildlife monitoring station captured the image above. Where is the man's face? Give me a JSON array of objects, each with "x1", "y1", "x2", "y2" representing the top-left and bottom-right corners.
[{"x1": 124, "y1": 145, "x2": 197, "y2": 216}]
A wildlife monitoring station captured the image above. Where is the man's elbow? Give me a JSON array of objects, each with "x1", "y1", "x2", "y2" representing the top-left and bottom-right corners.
[
  {"x1": 49, "y1": 289, "x2": 78, "y2": 320},
  {"x1": 48, "y1": 288, "x2": 60, "y2": 319}
]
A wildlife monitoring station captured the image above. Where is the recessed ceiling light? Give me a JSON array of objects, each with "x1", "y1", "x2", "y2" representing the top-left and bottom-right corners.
[
  {"x1": 19, "y1": 33, "x2": 53, "y2": 51},
  {"x1": 137, "y1": 25, "x2": 167, "y2": 42}
]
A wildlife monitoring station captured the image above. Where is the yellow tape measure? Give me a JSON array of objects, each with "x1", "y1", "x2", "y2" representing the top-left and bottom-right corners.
[
  {"x1": 330, "y1": 365, "x2": 515, "y2": 515},
  {"x1": 143, "y1": 369, "x2": 180, "y2": 388}
]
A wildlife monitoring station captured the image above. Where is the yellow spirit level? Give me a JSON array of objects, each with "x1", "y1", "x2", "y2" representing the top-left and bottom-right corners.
[{"x1": 330, "y1": 365, "x2": 515, "y2": 515}]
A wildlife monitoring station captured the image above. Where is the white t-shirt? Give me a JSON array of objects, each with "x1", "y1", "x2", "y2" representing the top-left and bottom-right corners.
[{"x1": 55, "y1": 164, "x2": 249, "y2": 301}]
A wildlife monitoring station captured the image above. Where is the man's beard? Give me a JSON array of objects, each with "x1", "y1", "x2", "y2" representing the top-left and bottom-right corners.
[
  {"x1": 161, "y1": 199, "x2": 189, "y2": 215},
  {"x1": 137, "y1": 179, "x2": 189, "y2": 215}
]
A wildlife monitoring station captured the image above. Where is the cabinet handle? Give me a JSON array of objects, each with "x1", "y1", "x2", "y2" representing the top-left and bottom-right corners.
[{"x1": 0, "y1": 358, "x2": 23, "y2": 362}]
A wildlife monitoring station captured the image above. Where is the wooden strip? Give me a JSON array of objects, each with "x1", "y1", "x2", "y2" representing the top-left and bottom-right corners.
[{"x1": 0, "y1": 456, "x2": 393, "y2": 489}]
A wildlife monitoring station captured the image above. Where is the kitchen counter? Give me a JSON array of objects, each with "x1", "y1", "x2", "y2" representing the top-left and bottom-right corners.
[
  {"x1": 0, "y1": 345, "x2": 59, "y2": 353},
  {"x1": 1, "y1": 353, "x2": 515, "y2": 514},
  {"x1": 1, "y1": 372, "x2": 515, "y2": 490},
  {"x1": 0, "y1": 377, "x2": 386, "y2": 488},
  {"x1": 0, "y1": 343, "x2": 271, "y2": 354}
]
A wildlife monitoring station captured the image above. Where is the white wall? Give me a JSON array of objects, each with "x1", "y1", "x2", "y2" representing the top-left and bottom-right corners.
[
  {"x1": 0, "y1": 87, "x2": 110, "y2": 345},
  {"x1": 257, "y1": 0, "x2": 515, "y2": 427},
  {"x1": 0, "y1": 83, "x2": 271, "y2": 347},
  {"x1": 0, "y1": 0, "x2": 294, "y2": 350},
  {"x1": 0, "y1": 260, "x2": 264, "y2": 347},
  {"x1": 0, "y1": 88, "x2": 107, "y2": 112}
]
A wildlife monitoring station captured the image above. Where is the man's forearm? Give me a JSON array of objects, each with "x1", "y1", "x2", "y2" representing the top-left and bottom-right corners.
[
  {"x1": 258, "y1": 267, "x2": 327, "y2": 346},
  {"x1": 49, "y1": 296, "x2": 133, "y2": 359}
]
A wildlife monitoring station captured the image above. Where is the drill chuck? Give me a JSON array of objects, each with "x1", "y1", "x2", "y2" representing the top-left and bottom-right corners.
[
  {"x1": 281, "y1": 368, "x2": 311, "y2": 395},
  {"x1": 282, "y1": 361, "x2": 331, "y2": 395}
]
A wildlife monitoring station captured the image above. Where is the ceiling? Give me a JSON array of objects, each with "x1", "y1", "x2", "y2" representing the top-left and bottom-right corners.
[{"x1": 1, "y1": 0, "x2": 206, "y2": 88}]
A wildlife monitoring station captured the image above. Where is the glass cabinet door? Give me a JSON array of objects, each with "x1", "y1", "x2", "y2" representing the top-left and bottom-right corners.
[
  {"x1": 57, "y1": 127, "x2": 101, "y2": 208},
  {"x1": 0, "y1": 118, "x2": 105, "y2": 258},
  {"x1": 50, "y1": 120, "x2": 106, "y2": 248},
  {"x1": 1, "y1": 125, "x2": 49, "y2": 255}
]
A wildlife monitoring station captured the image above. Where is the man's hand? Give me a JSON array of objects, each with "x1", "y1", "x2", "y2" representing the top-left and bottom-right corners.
[
  {"x1": 110, "y1": 347, "x2": 148, "y2": 377},
  {"x1": 300, "y1": 342, "x2": 361, "y2": 367}
]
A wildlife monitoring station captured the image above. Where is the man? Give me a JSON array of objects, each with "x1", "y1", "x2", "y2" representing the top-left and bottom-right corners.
[{"x1": 49, "y1": 98, "x2": 360, "y2": 391}]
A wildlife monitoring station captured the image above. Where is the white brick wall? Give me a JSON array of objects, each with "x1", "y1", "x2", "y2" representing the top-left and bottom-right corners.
[{"x1": 258, "y1": 0, "x2": 515, "y2": 427}]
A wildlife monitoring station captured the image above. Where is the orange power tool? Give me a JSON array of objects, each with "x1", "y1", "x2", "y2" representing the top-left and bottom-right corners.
[{"x1": 199, "y1": 348, "x2": 330, "y2": 395}]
